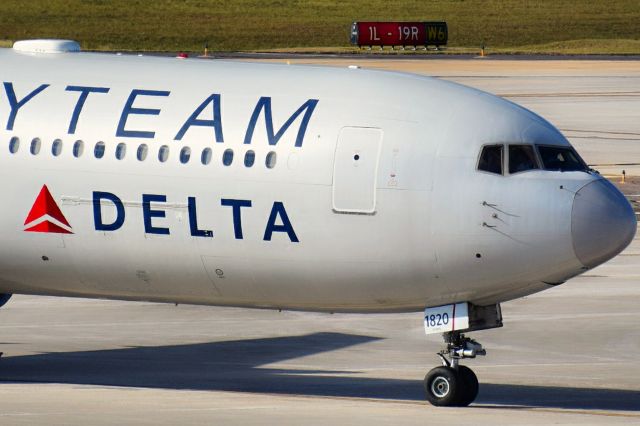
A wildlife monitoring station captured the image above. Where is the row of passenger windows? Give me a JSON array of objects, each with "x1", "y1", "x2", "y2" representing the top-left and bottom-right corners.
[
  {"x1": 478, "y1": 143, "x2": 588, "y2": 175},
  {"x1": 7, "y1": 137, "x2": 277, "y2": 168}
]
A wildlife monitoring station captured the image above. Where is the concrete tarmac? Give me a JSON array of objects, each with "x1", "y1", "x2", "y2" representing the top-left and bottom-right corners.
[{"x1": 0, "y1": 58, "x2": 639, "y2": 425}]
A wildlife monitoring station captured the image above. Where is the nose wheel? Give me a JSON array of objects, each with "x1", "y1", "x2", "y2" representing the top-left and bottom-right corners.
[
  {"x1": 424, "y1": 365, "x2": 478, "y2": 406},
  {"x1": 424, "y1": 331, "x2": 483, "y2": 407}
]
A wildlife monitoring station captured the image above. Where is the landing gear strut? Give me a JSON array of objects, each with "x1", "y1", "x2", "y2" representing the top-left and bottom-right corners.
[
  {"x1": 422, "y1": 303, "x2": 502, "y2": 407},
  {"x1": 424, "y1": 331, "x2": 484, "y2": 406}
]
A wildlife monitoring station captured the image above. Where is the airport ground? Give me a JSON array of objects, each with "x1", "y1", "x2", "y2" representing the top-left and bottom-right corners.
[{"x1": 0, "y1": 58, "x2": 638, "y2": 425}]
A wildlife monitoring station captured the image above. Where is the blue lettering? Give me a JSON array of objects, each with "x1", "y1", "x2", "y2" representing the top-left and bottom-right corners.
[
  {"x1": 188, "y1": 196, "x2": 213, "y2": 237},
  {"x1": 221, "y1": 199, "x2": 252, "y2": 239},
  {"x1": 175, "y1": 94, "x2": 224, "y2": 142},
  {"x1": 116, "y1": 89, "x2": 170, "y2": 138},
  {"x1": 142, "y1": 194, "x2": 170, "y2": 235},
  {"x1": 93, "y1": 191, "x2": 125, "y2": 231},
  {"x1": 264, "y1": 202, "x2": 298, "y2": 242},
  {"x1": 244, "y1": 97, "x2": 318, "y2": 147},
  {"x1": 3, "y1": 82, "x2": 49, "y2": 131},
  {"x1": 66, "y1": 86, "x2": 110, "y2": 134},
  {"x1": 92, "y1": 192, "x2": 299, "y2": 243}
]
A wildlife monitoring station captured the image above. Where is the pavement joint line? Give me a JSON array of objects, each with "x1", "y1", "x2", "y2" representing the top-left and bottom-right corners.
[
  {"x1": 475, "y1": 406, "x2": 640, "y2": 418},
  {"x1": 477, "y1": 361, "x2": 621, "y2": 368},
  {"x1": 208, "y1": 391, "x2": 640, "y2": 417}
]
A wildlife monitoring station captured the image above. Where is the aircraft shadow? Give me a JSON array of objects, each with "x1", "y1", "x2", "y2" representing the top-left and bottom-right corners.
[
  {"x1": 476, "y1": 383, "x2": 640, "y2": 412},
  {"x1": 0, "y1": 332, "x2": 638, "y2": 411}
]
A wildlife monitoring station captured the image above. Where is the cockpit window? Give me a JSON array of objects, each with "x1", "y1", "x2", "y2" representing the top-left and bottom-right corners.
[
  {"x1": 478, "y1": 145, "x2": 503, "y2": 175},
  {"x1": 536, "y1": 145, "x2": 588, "y2": 172},
  {"x1": 508, "y1": 145, "x2": 539, "y2": 174}
]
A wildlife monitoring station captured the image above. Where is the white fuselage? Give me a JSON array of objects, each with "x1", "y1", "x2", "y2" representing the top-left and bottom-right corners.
[{"x1": 0, "y1": 46, "x2": 635, "y2": 312}]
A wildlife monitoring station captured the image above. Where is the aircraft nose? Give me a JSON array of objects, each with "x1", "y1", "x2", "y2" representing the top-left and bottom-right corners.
[{"x1": 572, "y1": 179, "x2": 637, "y2": 269}]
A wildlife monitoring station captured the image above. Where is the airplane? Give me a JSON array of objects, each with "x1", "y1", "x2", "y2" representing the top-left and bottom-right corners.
[{"x1": 0, "y1": 39, "x2": 636, "y2": 407}]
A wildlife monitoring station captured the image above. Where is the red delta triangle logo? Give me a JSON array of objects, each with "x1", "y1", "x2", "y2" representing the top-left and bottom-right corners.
[{"x1": 24, "y1": 185, "x2": 73, "y2": 234}]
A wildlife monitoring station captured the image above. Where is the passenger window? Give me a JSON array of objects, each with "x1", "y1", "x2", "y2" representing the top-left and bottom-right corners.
[
  {"x1": 201, "y1": 148, "x2": 212, "y2": 165},
  {"x1": 9, "y1": 136, "x2": 20, "y2": 154},
  {"x1": 477, "y1": 145, "x2": 503, "y2": 175},
  {"x1": 30, "y1": 138, "x2": 41, "y2": 155},
  {"x1": 94, "y1": 141, "x2": 105, "y2": 159},
  {"x1": 265, "y1": 151, "x2": 277, "y2": 169},
  {"x1": 223, "y1": 149, "x2": 234, "y2": 166},
  {"x1": 180, "y1": 146, "x2": 191, "y2": 164},
  {"x1": 537, "y1": 145, "x2": 588, "y2": 172},
  {"x1": 244, "y1": 150, "x2": 255, "y2": 167},
  {"x1": 73, "y1": 140, "x2": 84, "y2": 158},
  {"x1": 115, "y1": 143, "x2": 126, "y2": 160},
  {"x1": 508, "y1": 145, "x2": 538, "y2": 174},
  {"x1": 52, "y1": 139, "x2": 63, "y2": 156},
  {"x1": 158, "y1": 145, "x2": 169, "y2": 163},
  {"x1": 137, "y1": 144, "x2": 148, "y2": 161}
]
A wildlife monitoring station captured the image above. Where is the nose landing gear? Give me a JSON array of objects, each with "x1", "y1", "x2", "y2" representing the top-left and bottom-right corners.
[
  {"x1": 424, "y1": 331, "x2": 484, "y2": 406},
  {"x1": 421, "y1": 302, "x2": 503, "y2": 407}
]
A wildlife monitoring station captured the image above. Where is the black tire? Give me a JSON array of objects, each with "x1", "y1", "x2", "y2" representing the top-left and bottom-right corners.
[
  {"x1": 455, "y1": 365, "x2": 479, "y2": 407},
  {"x1": 423, "y1": 366, "x2": 460, "y2": 406}
]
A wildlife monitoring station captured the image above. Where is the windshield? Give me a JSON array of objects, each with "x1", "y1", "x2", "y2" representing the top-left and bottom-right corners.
[
  {"x1": 478, "y1": 144, "x2": 503, "y2": 175},
  {"x1": 536, "y1": 145, "x2": 588, "y2": 172},
  {"x1": 509, "y1": 145, "x2": 539, "y2": 174}
]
